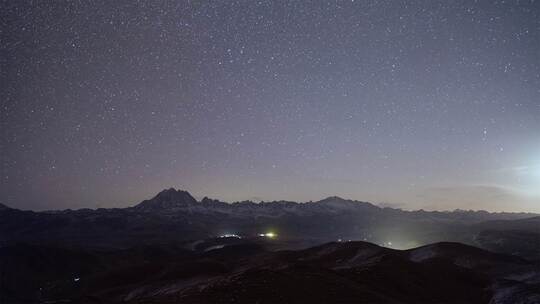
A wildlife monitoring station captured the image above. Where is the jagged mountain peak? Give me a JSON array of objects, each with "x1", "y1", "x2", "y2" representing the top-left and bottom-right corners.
[{"x1": 134, "y1": 188, "x2": 197, "y2": 211}]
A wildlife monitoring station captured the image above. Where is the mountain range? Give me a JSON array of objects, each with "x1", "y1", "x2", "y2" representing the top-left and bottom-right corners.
[
  {"x1": 1, "y1": 188, "x2": 538, "y2": 258},
  {"x1": 1, "y1": 188, "x2": 540, "y2": 303}
]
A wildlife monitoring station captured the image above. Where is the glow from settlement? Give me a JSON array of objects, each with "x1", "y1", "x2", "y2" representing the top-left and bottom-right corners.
[{"x1": 259, "y1": 232, "x2": 277, "y2": 238}]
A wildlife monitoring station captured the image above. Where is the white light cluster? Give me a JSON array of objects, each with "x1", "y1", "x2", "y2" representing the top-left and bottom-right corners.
[{"x1": 219, "y1": 234, "x2": 241, "y2": 238}]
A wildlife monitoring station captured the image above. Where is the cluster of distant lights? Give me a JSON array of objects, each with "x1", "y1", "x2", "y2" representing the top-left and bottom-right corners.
[
  {"x1": 337, "y1": 238, "x2": 394, "y2": 248},
  {"x1": 219, "y1": 233, "x2": 396, "y2": 247},
  {"x1": 218, "y1": 234, "x2": 242, "y2": 239},
  {"x1": 218, "y1": 232, "x2": 277, "y2": 239}
]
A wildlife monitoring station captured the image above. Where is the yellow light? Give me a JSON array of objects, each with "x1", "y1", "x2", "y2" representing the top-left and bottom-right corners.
[{"x1": 265, "y1": 232, "x2": 276, "y2": 238}]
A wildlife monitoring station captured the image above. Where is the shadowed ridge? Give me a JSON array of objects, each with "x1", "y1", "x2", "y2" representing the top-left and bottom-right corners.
[
  {"x1": 408, "y1": 241, "x2": 526, "y2": 260},
  {"x1": 406, "y1": 241, "x2": 529, "y2": 272},
  {"x1": 292, "y1": 241, "x2": 389, "y2": 267}
]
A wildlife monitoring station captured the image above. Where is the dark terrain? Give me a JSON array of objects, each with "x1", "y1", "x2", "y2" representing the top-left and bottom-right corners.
[
  {"x1": 1, "y1": 239, "x2": 539, "y2": 303},
  {"x1": 1, "y1": 188, "x2": 539, "y2": 303}
]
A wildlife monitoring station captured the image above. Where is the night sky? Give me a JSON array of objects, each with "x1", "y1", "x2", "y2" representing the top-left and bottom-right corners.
[{"x1": 2, "y1": 1, "x2": 539, "y2": 212}]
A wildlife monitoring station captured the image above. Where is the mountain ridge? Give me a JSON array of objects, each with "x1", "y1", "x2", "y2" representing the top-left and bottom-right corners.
[
  {"x1": 2, "y1": 187, "x2": 537, "y2": 218},
  {"x1": 127, "y1": 188, "x2": 537, "y2": 217},
  {"x1": 1, "y1": 187, "x2": 538, "y2": 259}
]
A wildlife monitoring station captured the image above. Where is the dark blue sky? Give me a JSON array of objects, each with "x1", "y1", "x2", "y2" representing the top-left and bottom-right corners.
[{"x1": 2, "y1": 1, "x2": 539, "y2": 211}]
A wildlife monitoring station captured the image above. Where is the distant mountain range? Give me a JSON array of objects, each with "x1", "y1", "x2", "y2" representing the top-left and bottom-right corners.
[
  {"x1": 1, "y1": 188, "x2": 540, "y2": 303},
  {"x1": 1, "y1": 188, "x2": 539, "y2": 258}
]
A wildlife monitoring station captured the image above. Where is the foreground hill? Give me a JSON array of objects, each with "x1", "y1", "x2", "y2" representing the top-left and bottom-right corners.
[{"x1": 1, "y1": 239, "x2": 538, "y2": 303}]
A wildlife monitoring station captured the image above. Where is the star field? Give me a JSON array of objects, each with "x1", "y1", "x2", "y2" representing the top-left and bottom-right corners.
[{"x1": 1, "y1": 1, "x2": 539, "y2": 211}]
